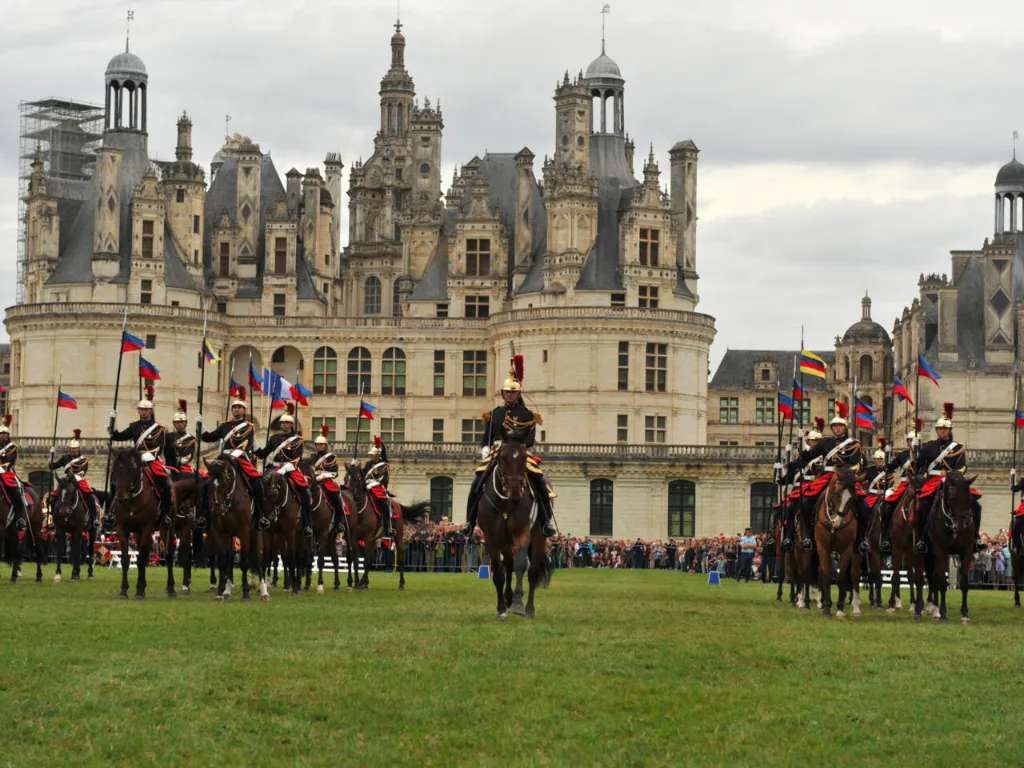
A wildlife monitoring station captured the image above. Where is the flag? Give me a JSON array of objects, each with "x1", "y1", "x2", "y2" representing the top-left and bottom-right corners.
[
  {"x1": 1016, "y1": 410, "x2": 1024, "y2": 429},
  {"x1": 359, "y1": 400, "x2": 378, "y2": 420},
  {"x1": 290, "y1": 381, "x2": 312, "y2": 407},
  {"x1": 777, "y1": 392, "x2": 794, "y2": 420},
  {"x1": 792, "y1": 379, "x2": 804, "y2": 401},
  {"x1": 798, "y1": 350, "x2": 827, "y2": 379},
  {"x1": 138, "y1": 357, "x2": 161, "y2": 381},
  {"x1": 121, "y1": 330, "x2": 145, "y2": 353},
  {"x1": 892, "y1": 376, "x2": 914, "y2": 405},
  {"x1": 249, "y1": 363, "x2": 263, "y2": 393},
  {"x1": 202, "y1": 339, "x2": 220, "y2": 364},
  {"x1": 269, "y1": 371, "x2": 294, "y2": 409},
  {"x1": 917, "y1": 354, "x2": 941, "y2": 386},
  {"x1": 57, "y1": 390, "x2": 78, "y2": 410},
  {"x1": 855, "y1": 398, "x2": 876, "y2": 430},
  {"x1": 229, "y1": 377, "x2": 243, "y2": 397}
]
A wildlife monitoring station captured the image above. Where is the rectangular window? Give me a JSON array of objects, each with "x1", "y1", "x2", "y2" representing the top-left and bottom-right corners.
[
  {"x1": 799, "y1": 398, "x2": 812, "y2": 425},
  {"x1": 719, "y1": 397, "x2": 739, "y2": 424},
  {"x1": 313, "y1": 351, "x2": 337, "y2": 395},
  {"x1": 433, "y1": 350, "x2": 445, "y2": 396},
  {"x1": 618, "y1": 341, "x2": 629, "y2": 391},
  {"x1": 589, "y1": 479, "x2": 614, "y2": 537},
  {"x1": 611, "y1": 292, "x2": 626, "y2": 308},
  {"x1": 755, "y1": 397, "x2": 776, "y2": 425},
  {"x1": 645, "y1": 343, "x2": 667, "y2": 393},
  {"x1": 273, "y1": 293, "x2": 286, "y2": 317},
  {"x1": 141, "y1": 220, "x2": 154, "y2": 259},
  {"x1": 193, "y1": 214, "x2": 200, "y2": 233},
  {"x1": 719, "y1": 440, "x2": 739, "y2": 446},
  {"x1": 827, "y1": 398, "x2": 836, "y2": 420},
  {"x1": 381, "y1": 417, "x2": 405, "y2": 443},
  {"x1": 381, "y1": 353, "x2": 406, "y2": 396},
  {"x1": 754, "y1": 441, "x2": 773, "y2": 447},
  {"x1": 140, "y1": 279, "x2": 152, "y2": 305},
  {"x1": 219, "y1": 242, "x2": 230, "y2": 277},
  {"x1": 668, "y1": 480, "x2": 696, "y2": 537},
  {"x1": 760, "y1": 368, "x2": 771, "y2": 382},
  {"x1": 344, "y1": 417, "x2": 371, "y2": 446},
  {"x1": 436, "y1": 303, "x2": 449, "y2": 319},
  {"x1": 432, "y1": 418, "x2": 444, "y2": 443},
  {"x1": 176, "y1": 188, "x2": 185, "y2": 203},
  {"x1": 461, "y1": 418, "x2": 485, "y2": 443},
  {"x1": 644, "y1": 415, "x2": 667, "y2": 443},
  {"x1": 616, "y1": 414, "x2": 628, "y2": 443},
  {"x1": 465, "y1": 295, "x2": 490, "y2": 319},
  {"x1": 639, "y1": 285, "x2": 659, "y2": 309},
  {"x1": 216, "y1": 301, "x2": 227, "y2": 314},
  {"x1": 639, "y1": 227, "x2": 660, "y2": 266},
  {"x1": 465, "y1": 238, "x2": 492, "y2": 276},
  {"x1": 311, "y1": 416, "x2": 336, "y2": 442},
  {"x1": 274, "y1": 237, "x2": 287, "y2": 275},
  {"x1": 462, "y1": 351, "x2": 487, "y2": 397},
  {"x1": 145, "y1": 334, "x2": 156, "y2": 349}
]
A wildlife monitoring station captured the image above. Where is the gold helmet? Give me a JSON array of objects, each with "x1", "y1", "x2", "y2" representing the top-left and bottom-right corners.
[
  {"x1": 935, "y1": 401, "x2": 954, "y2": 430},
  {"x1": 137, "y1": 385, "x2": 155, "y2": 410},
  {"x1": 314, "y1": 423, "x2": 329, "y2": 446},
  {"x1": 0, "y1": 414, "x2": 10, "y2": 435},
  {"x1": 501, "y1": 353, "x2": 524, "y2": 392},
  {"x1": 173, "y1": 399, "x2": 188, "y2": 423},
  {"x1": 69, "y1": 428, "x2": 82, "y2": 449}
]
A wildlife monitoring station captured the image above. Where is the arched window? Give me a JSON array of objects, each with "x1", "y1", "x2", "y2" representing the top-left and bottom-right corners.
[
  {"x1": 364, "y1": 276, "x2": 381, "y2": 315},
  {"x1": 429, "y1": 477, "x2": 453, "y2": 523},
  {"x1": 589, "y1": 479, "x2": 614, "y2": 537},
  {"x1": 843, "y1": 356, "x2": 851, "y2": 380},
  {"x1": 347, "y1": 347, "x2": 371, "y2": 394},
  {"x1": 392, "y1": 280, "x2": 402, "y2": 318},
  {"x1": 667, "y1": 480, "x2": 696, "y2": 537},
  {"x1": 313, "y1": 346, "x2": 337, "y2": 394},
  {"x1": 859, "y1": 354, "x2": 873, "y2": 383},
  {"x1": 750, "y1": 482, "x2": 775, "y2": 533},
  {"x1": 382, "y1": 347, "x2": 406, "y2": 396}
]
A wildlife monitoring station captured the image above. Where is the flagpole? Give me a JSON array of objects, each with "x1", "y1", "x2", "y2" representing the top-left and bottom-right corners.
[
  {"x1": 796, "y1": 328, "x2": 807, "y2": 519},
  {"x1": 913, "y1": 355, "x2": 921, "y2": 461},
  {"x1": 353, "y1": 381, "x2": 365, "y2": 461},
  {"x1": 138, "y1": 349, "x2": 143, "y2": 402},
  {"x1": 1012, "y1": 321, "x2": 1021, "y2": 523},
  {"x1": 196, "y1": 305, "x2": 208, "y2": 470},
  {"x1": 103, "y1": 308, "x2": 129, "y2": 500},
  {"x1": 51, "y1": 376, "x2": 62, "y2": 492}
]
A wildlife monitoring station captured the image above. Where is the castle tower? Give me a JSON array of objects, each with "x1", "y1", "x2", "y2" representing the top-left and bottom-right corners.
[
  {"x1": 553, "y1": 72, "x2": 591, "y2": 170},
  {"x1": 23, "y1": 147, "x2": 60, "y2": 302},
  {"x1": 104, "y1": 42, "x2": 147, "y2": 133},
  {"x1": 379, "y1": 21, "x2": 415, "y2": 138},
  {"x1": 669, "y1": 140, "x2": 699, "y2": 278},
  {"x1": 163, "y1": 111, "x2": 206, "y2": 276},
  {"x1": 324, "y1": 153, "x2": 344, "y2": 254},
  {"x1": 234, "y1": 140, "x2": 261, "y2": 279}
]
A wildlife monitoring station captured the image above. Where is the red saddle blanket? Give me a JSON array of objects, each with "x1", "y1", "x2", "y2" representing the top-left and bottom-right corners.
[
  {"x1": 917, "y1": 475, "x2": 982, "y2": 500},
  {"x1": 0, "y1": 470, "x2": 20, "y2": 488},
  {"x1": 235, "y1": 458, "x2": 261, "y2": 478},
  {"x1": 143, "y1": 459, "x2": 168, "y2": 478},
  {"x1": 321, "y1": 478, "x2": 340, "y2": 493},
  {"x1": 77, "y1": 478, "x2": 93, "y2": 494}
]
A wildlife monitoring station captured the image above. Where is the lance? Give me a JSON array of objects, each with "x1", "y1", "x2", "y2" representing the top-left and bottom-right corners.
[
  {"x1": 196, "y1": 304, "x2": 208, "y2": 471},
  {"x1": 103, "y1": 308, "x2": 129, "y2": 500},
  {"x1": 1012, "y1": 322, "x2": 1021, "y2": 525},
  {"x1": 50, "y1": 376, "x2": 62, "y2": 492}
]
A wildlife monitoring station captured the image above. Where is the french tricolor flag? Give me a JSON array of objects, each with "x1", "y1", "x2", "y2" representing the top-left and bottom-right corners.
[{"x1": 359, "y1": 400, "x2": 378, "y2": 420}]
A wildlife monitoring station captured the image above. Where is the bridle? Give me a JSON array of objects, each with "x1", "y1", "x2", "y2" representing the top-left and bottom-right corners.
[
  {"x1": 208, "y1": 461, "x2": 237, "y2": 518},
  {"x1": 821, "y1": 473, "x2": 856, "y2": 532},
  {"x1": 57, "y1": 476, "x2": 83, "y2": 518},
  {"x1": 113, "y1": 455, "x2": 144, "y2": 503}
]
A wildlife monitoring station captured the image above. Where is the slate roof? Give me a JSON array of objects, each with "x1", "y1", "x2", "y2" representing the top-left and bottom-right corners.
[{"x1": 710, "y1": 349, "x2": 836, "y2": 390}]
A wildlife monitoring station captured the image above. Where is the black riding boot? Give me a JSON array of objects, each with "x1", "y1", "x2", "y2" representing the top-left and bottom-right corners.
[
  {"x1": 461, "y1": 473, "x2": 484, "y2": 536},
  {"x1": 914, "y1": 501, "x2": 929, "y2": 553},
  {"x1": 195, "y1": 481, "x2": 208, "y2": 530},
  {"x1": 300, "y1": 487, "x2": 314, "y2": 538},
  {"x1": 530, "y1": 474, "x2": 557, "y2": 537},
  {"x1": 250, "y1": 477, "x2": 269, "y2": 530},
  {"x1": 378, "y1": 497, "x2": 393, "y2": 537},
  {"x1": 799, "y1": 498, "x2": 814, "y2": 550},
  {"x1": 9, "y1": 488, "x2": 27, "y2": 531},
  {"x1": 327, "y1": 490, "x2": 346, "y2": 536},
  {"x1": 87, "y1": 493, "x2": 101, "y2": 533},
  {"x1": 781, "y1": 502, "x2": 796, "y2": 551},
  {"x1": 158, "y1": 475, "x2": 173, "y2": 527},
  {"x1": 879, "y1": 501, "x2": 893, "y2": 552},
  {"x1": 972, "y1": 500, "x2": 983, "y2": 551},
  {"x1": 856, "y1": 500, "x2": 870, "y2": 554}
]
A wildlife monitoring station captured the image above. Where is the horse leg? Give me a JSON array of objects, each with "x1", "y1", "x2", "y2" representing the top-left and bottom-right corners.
[
  {"x1": 1015, "y1": 565, "x2": 1022, "y2": 608},
  {"x1": 503, "y1": 550, "x2": 514, "y2": 609},
  {"x1": 511, "y1": 548, "x2": 526, "y2": 615},
  {"x1": 818, "y1": 548, "x2": 831, "y2": 617},
  {"x1": 888, "y1": 562, "x2": 900, "y2": 612},
  {"x1": 959, "y1": 561, "x2": 970, "y2": 623},
  {"x1": 398, "y1": 531, "x2": 406, "y2": 591},
  {"x1": 166, "y1": 532, "x2": 177, "y2": 597},
  {"x1": 332, "y1": 547, "x2": 340, "y2": 591},
  {"x1": 492, "y1": 554, "x2": 507, "y2": 619},
  {"x1": 34, "y1": 525, "x2": 44, "y2": 582},
  {"x1": 119, "y1": 531, "x2": 130, "y2": 598},
  {"x1": 850, "y1": 551, "x2": 862, "y2": 617},
  {"x1": 316, "y1": 546, "x2": 325, "y2": 594},
  {"x1": 183, "y1": 531, "x2": 192, "y2": 594},
  {"x1": 87, "y1": 526, "x2": 95, "y2": 579},
  {"x1": 54, "y1": 527, "x2": 64, "y2": 583},
  {"x1": 72, "y1": 527, "x2": 82, "y2": 581}
]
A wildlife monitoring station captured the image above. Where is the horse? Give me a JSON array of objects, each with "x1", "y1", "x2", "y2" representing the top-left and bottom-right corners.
[
  {"x1": 887, "y1": 488, "x2": 918, "y2": 612},
  {"x1": 108, "y1": 449, "x2": 165, "y2": 599},
  {"x1": 343, "y1": 461, "x2": 430, "y2": 591},
  {"x1": 203, "y1": 457, "x2": 261, "y2": 601},
  {"x1": 303, "y1": 461, "x2": 348, "y2": 593},
  {"x1": 1, "y1": 482, "x2": 44, "y2": 583},
  {"x1": 262, "y1": 470, "x2": 302, "y2": 597},
  {"x1": 788, "y1": 496, "x2": 820, "y2": 610},
  {"x1": 863, "y1": 495, "x2": 887, "y2": 609},
  {"x1": 813, "y1": 466, "x2": 862, "y2": 618},
  {"x1": 50, "y1": 472, "x2": 94, "y2": 582},
  {"x1": 917, "y1": 469, "x2": 978, "y2": 623},
  {"x1": 1012, "y1": 513, "x2": 1024, "y2": 608},
  {"x1": 160, "y1": 472, "x2": 199, "y2": 597},
  {"x1": 474, "y1": 440, "x2": 552, "y2": 619}
]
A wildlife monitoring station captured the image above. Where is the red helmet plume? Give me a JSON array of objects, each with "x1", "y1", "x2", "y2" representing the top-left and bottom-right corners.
[
  {"x1": 943, "y1": 401, "x2": 954, "y2": 419},
  {"x1": 320, "y1": 423, "x2": 330, "y2": 437},
  {"x1": 914, "y1": 417, "x2": 923, "y2": 432},
  {"x1": 286, "y1": 401, "x2": 295, "y2": 415},
  {"x1": 3, "y1": 414, "x2": 13, "y2": 427},
  {"x1": 373, "y1": 435, "x2": 382, "y2": 448},
  {"x1": 814, "y1": 416, "x2": 825, "y2": 432},
  {"x1": 878, "y1": 437, "x2": 887, "y2": 449},
  {"x1": 177, "y1": 399, "x2": 188, "y2": 414},
  {"x1": 236, "y1": 386, "x2": 247, "y2": 402},
  {"x1": 512, "y1": 354, "x2": 524, "y2": 384},
  {"x1": 72, "y1": 428, "x2": 81, "y2": 439},
  {"x1": 835, "y1": 400, "x2": 849, "y2": 419},
  {"x1": 144, "y1": 385, "x2": 155, "y2": 402}
]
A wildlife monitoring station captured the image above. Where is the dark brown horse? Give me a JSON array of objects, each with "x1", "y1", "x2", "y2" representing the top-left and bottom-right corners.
[
  {"x1": 203, "y1": 457, "x2": 260, "y2": 600},
  {"x1": 343, "y1": 461, "x2": 429, "y2": 590},
  {"x1": 1, "y1": 482, "x2": 43, "y2": 583},
  {"x1": 1012, "y1": 513, "x2": 1024, "y2": 608},
  {"x1": 814, "y1": 466, "x2": 862, "y2": 618},
  {"x1": 863, "y1": 495, "x2": 887, "y2": 609},
  {"x1": 160, "y1": 473, "x2": 199, "y2": 596},
  {"x1": 51, "y1": 472, "x2": 94, "y2": 582},
  {"x1": 918, "y1": 469, "x2": 978, "y2": 623},
  {"x1": 263, "y1": 471, "x2": 302, "y2": 597},
  {"x1": 109, "y1": 449, "x2": 164, "y2": 599},
  {"x1": 304, "y1": 462, "x2": 348, "y2": 593},
  {"x1": 474, "y1": 440, "x2": 552, "y2": 619},
  {"x1": 887, "y1": 488, "x2": 919, "y2": 613}
]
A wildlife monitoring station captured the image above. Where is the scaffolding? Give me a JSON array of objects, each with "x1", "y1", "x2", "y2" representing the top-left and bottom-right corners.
[{"x1": 16, "y1": 98, "x2": 104, "y2": 301}]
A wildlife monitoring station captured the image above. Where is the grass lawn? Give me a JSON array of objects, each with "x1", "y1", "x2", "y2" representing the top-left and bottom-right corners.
[{"x1": 1, "y1": 566, "x2": 1021, "y2": 767}]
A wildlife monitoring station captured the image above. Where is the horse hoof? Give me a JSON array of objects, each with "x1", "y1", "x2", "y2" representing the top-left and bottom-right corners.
[
  {"x1": 960, "y1": 616, "x2": 970, "y2": 625},
  {"x1": 886, "y1": 608, "x2": 895, "y2": 614},
  {"x1": 88, "y1": 574, "x2": 94, "y2": 580},
  {"x1": 167, "y1": 591, "x2": 177, "y2": 599},
  {"x1": 182, "y1": 586, "x2": 190, "y2": 595},
  {"x1": 852, "y1": 608, "x2": 861, "y2": 617},
  {"x1": 939, "y1": 616, "x2": 948, "y2": 623},
  {"x1": 260, "y1": 594, "x2": 269, "y2": 602},
  {"x1": 497, "y1": 612, "x2": 508, "y2": 621},
  {"x1": 208, "y1": 585, "x2": 217, "y2": 592},
  {"x1": 216, "y1": 594, "x2": 226, "y2": 601},
  {"x1": 836, "y1": 610, "x2": 845, "y2": 619},
  {"x1": 333, "y1": 585, "x2": 340, "y2": 591},
  {"x1": 242, "y1": 593, "x2": 250, "y2": 601},
  {"x1": 510, "y1": 603, "x2": 526, "y2": 617},
  {"x1": 316, "y1": 585, "x2": 324, "y2": 594},
  {"x1": 134, "y1": 593, "x2": 145, "y2": 601},
  {"x1": 119, "y1": 592, "x2": 128, "y2": 600},
  {"x1": 71, "y1": 575, "x2": 80, "y2": 582},
  {"x1": 399, "y1": 584, "x2": 405, "y2": 591},
  {"x1": 53, "y1": 574, "x2": 61, "y2": 583}
]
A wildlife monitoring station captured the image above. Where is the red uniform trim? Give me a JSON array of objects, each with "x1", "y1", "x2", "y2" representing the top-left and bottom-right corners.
[
  {"x1": 235, "y1": 458, "x2": 261, "y2": 478},
  {"x1": 0, "y1": 470, "x2": 20, "y2": 488},
  {"x1": 1013, "y1": 502, "x2": 1024, "y2": 517},
  {"x1": 918, "y1": 475, "x2": 982, "y2": 500},
  {"x1": 886, "y1": 479, "x2": 909, "y2": 503},
  {"x1": 287, "y1": 469, "x2": 309, "y2": 489},
  {"x1": 144, "y1": 459, "x2": 168, "y2": 478},
  {"x1": 865, "y1": 494, "x2": 880, "y2": 507},
  {"x1": 369, "y1": 485, "x2": 388, "y2": 500},
  {"x1": 322, "y1": 479, "x2": 340, "y2": 493},
  {"x1": 77, "y1": 478, "x2": 93, "y2": 494},
  {"x1": 175, "y1": 464, "x2": 194, "y2": 475}
]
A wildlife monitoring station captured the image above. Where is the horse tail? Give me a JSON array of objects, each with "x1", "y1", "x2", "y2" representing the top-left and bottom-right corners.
[
  {"x1": 536, "y1": 548, "x2": 554, "y2": 589},
  {"x1": 399, "y1": 501, "x2": 431, "y2": 522}
]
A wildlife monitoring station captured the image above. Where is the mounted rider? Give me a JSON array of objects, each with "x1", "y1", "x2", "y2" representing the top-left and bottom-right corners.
[
  {"x1": 779, "y1": 401, "x2": 866, "y2": 551},
  {"x1": 108, "y1": 385, "x2": 177, "y2": 528},
  {"x1": 170, "y1": 400, "x2": 198, "y2": 475},
  {"x1": 197, "y1": 387, "x2": 268, "y2": 530},
  {"x1": 912, "y1": 402, "x2": 982, "y2": 553},
  {"x1": 0, "y1": 414, "x2": 30, "y2": 531},
  {"x1": 363, "y1": 436, "x2": 393, "y2": 537},
  {"x1": 312, "y1": 423, "x2": 347, "y2": 535},
  {"x1": 462, "y1": 355, "x2": 557, "y2": 538},
  {"x1": 255, "y1": 402, "x2": 313, "y2": 538},
  {"x1": 49, "y1": 428, "x2": 101, "y2": 532},
  {"x1": 875, "y1": 419, "x2": 920, "y2": 552},
  {"x1": 778, "y1": 418, "x2": 823, "y2": 550},
  {"x1": 862, "y1": 438, "x2": 889, "y2": 543}
]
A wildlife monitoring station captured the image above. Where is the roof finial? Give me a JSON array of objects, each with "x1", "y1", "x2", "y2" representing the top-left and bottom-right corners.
[
  {"x1": 1014, "y1": 129, "x2": 1019, "y2": 161},
  {"x1": 125, "y1": 8, "x2": 134, "y2": 53},
  {"x1": 395, "y1": 0, "x2": 402, "y2": 33},
  {"x1": 601, "y1": 4, "x2": 610, "y2": 55},
  {"x1": 225, "y1": 114, "x2": 231, "y2": 141}
]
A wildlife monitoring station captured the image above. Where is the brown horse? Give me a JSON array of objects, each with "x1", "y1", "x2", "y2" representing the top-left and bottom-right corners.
[
  {"x1": 1012, "y1": 513, "x2": 1024, "y2": 608},
  {"x1": 108, "y1": 449, "x2": 165, "y2": 599},
  {"x1": 814, "y1": 466, "x2": 862, "y2": 618},
  {"x1": 474, "y1": 440, "x2": 552, "y2": 619},
  {"x1": 343, "y1": 461, "x2": 429, "y2": 590},
  {"x1": 51, "y1": 472, "x2": 95, "y2": 582},
  {"x1": 887, "y1": 488, "x2": 919, "y2": 612},
  {"x1": 790, "y1": 500, "x2": 820, "y2": 610},
  {"x1": 263, "y1": 471, "x2": 302, "y2": 597},
  {"x1": 203, "y1": 457, "x2": 260, "y2": 601},
  {"x1": 918, "y1": 469, "x2": 978, "y2": 623},
  {"x1": 160, "y1": 473, "x2": 199, "y2": 596},
  {"x1": 863, "y1": 495, "x2": 887, "y2": 609},
  {"x1": 1, "y1": 482, "x2": 43, "y2": 583},
  {"x1": 304, "y1": 462, "x2": 349, "y2": 593}
]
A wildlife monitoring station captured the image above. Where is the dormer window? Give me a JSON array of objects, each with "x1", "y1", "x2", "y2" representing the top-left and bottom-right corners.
[{"x1": 760, "y1": 368, "x2": 771, "y2": 382}]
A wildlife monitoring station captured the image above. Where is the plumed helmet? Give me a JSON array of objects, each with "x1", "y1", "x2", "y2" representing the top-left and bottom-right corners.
[
  {"x1": 806, "y1": 430, "x2": 822, "y2": 441},
  {"x1": 935, "y1": 401, "x2": 954, "y2": 430},
  {"x1": 314, "y1": 422, "x2": 329, "y2": 446},
  {"x1": 231, "y1": 386, "x2": 248, "y2": 410},
  {"x1": 830, "y1": 400, "x2": 849, "y2": 427},
  {"x1": 501, "y1": 354, "x2": 524, "y2": 392},
  {"x1": 69, "y1": 428, "x2": 82, "y2": 449},
  {"x1": 278, "y1": 413, "x2": 294, "y2": 425},
  {"x1": 138, "y1": 385, "x2": 155, "y2": 410},
  {"x1": 0, "y1": 413, "x2": 11, "y2": 434},
  {"x1": 367, "y1": 434, "x2": 382, "y2": 456},
  {"x1": 173, "y1": 399, "x2": 188, "y2": 422},
  {"x1": 873, "y1": 449, "x2": 885, "y2": 460}
]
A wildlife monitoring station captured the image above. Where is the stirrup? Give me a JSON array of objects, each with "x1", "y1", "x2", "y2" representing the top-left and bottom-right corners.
[
  {"x1": 15, "y1": 518, "x2": 26, "y2": 532},
  {"x1": 258, "y1": 516, "x2": 271, "y2": 530},
  {"x1": 914, "y1": 539, "x2": 927, "y2": 553},
  {"x1": 303, "y1": 525, "x2": 313, "y2": 538},
  {"x1": 781, "y1": 537, "x2": 793, "y2": 551},
  {"x1": 800, "y1": 538, "x2": 813, "y2": 551},
  {"x1": 880, "y1": 539, "x2": 891, "y2": 553},
  {"x1": 857, "y1": 540, "x2": 869, "y2": 554}
]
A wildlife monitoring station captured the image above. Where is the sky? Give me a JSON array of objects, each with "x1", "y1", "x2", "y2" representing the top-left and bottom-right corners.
[{"x1": 0, "y1": 0, "x2": 1020, "y2": 371}]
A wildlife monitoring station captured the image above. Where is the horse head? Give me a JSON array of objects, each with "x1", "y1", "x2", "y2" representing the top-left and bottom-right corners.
[
  {"x1": 823, "y1": 465, "x2": 859, "y2": 529},
  {"x1": 110, "y1": 449, "x2": 143, "y2": 503},
  {"x1": 203, "y1": 457, "x2": 231, "y2": 516},
  {"x1": 264, "y1": 470, "x2": 287, "y2": 509},
  {"x1": 942, "y1": 469, "x2": 977, "y2": 535},
  {"x1": 53, "y1": 473, "x2": 82, "y2": 524},
  {"x1": 345, "y1": 460, "x2": 366, "y2": 499},
  {"x1": 496, "y1": 440, "x2": 529, "y2": 502}
]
